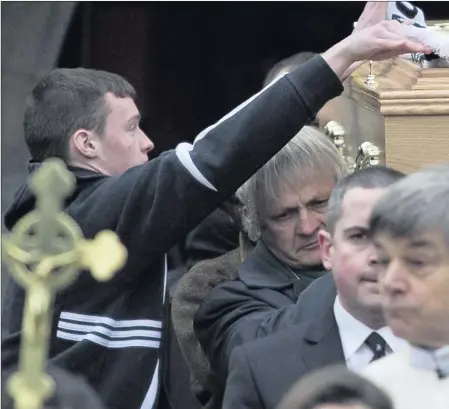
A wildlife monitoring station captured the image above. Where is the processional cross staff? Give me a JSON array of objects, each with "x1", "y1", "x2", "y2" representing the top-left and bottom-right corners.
[{"x1": 2, "y1": 158, "x2": 128, "y2": 409}]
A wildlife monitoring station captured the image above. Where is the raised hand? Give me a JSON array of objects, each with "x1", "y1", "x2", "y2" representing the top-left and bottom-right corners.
[
  {"x1": 348, "y1": 20, "x2": 432, "y2": 61},
  {"x1": 322, "y1": 20, "x2": 432, "y2": 80}
]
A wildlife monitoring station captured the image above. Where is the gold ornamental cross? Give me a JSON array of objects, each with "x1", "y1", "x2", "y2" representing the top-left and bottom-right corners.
[{"x1": 2, "y1": 158, "x2": 127, "y2": 409}]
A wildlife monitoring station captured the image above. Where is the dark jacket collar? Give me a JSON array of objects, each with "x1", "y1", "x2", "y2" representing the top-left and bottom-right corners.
[
  {"x1": 301, "y1": 308, "x2": 345, "y2": 370},
  {"x1": 237, "y1": 240, "x2": 326, "y2": 289},
  {"x1": 4, "y1": 160, "x2": 106, "y2": 230},
  {"x1": 301, "y1": 280, "x2": 345, "y2": 368},
  {"x1": 27, "y1": 160, "x2": 104, "y2": 180}
]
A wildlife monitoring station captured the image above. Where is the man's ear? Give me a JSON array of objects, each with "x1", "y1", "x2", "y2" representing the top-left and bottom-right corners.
[
  {"x1": 71, "y1": 129, "x2": 98, "y2": 159},
  {"x1": 318, "y1": 228, "x2": 333, "y2": 271}
]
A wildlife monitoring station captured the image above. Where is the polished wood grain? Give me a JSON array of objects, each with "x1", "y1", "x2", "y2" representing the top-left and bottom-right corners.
[{"x1": 324, "y1": 48, "x2": 449, "y2": 174}]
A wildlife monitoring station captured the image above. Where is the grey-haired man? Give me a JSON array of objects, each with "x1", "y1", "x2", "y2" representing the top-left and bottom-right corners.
[{"x1": 364, "y1": 163, "x2": 449, "y2": 409}]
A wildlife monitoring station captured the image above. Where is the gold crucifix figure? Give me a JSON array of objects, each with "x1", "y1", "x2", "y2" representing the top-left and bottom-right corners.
[{"x1": 2, "y1": 158, "x2": 127, "y2": 409}]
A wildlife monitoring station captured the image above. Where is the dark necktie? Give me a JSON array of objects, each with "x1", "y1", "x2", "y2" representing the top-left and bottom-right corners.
[
  {"x1": 410, "y1": 345, "x2": 449, "y2": 379},
  {"x1": 431, "y1": 352, "x2": 448, "y2": 379},
  {"x1": 365, "y1": 332, "x2": 388, "y2": 362},
  {"x1": 436, "y1": 367, "x2": 447, "y2": 379}
]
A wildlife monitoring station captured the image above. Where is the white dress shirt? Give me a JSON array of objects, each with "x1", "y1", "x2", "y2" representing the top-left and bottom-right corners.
[
  {"x1": 410, "y1": 344, "x2": 449, "y2": 377},
  {"x1": 363, "y1": 344, "x2": 449, "y2": 409},
  {"x1": 333, "y1": 296, "x2": 408, "y2": 371}
]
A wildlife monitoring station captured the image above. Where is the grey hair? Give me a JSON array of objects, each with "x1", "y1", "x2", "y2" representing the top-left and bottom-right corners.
[
  {"x1": 326, "y1": 166, "x2": 405, "y2": 235},
  {"x1": 369, "y1": 163, "x2": 449, "y2": 245},
  {"x1": 236, "y1": 126, "x2": 347, "y2": 242}
]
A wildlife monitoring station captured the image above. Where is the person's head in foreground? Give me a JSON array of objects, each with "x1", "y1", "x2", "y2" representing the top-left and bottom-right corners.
[
  {"x1": 319, "y1": 166, "x2": 405, "y2": 329},
  {"x1": 237, "y1": 126, "x2": 347, "y2": 270},
  {"x1": 277, "y1": 365, "x2": 393, "y2": 409},
  {"x1": 369, "y1": 163, "x2": 449, "y2": 348},
  {"x1": 1, "y1": 366, "x2": 106, "y2": 409}
]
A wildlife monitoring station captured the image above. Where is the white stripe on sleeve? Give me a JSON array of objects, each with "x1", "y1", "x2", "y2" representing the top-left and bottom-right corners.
[
  {"x1": 56, "y1": 330, "x2": 160, "y2": 349},
  {"x1": 175, "y1": 72, "x2": 287, "y2": 190},
  {"x1": 58, "y1": 321, "x2": 161, "y2": 340},
  {"x1": 60, "y1": 311, "x2": 162, "y2": 329},
  {"x1": 56, "y1": 311, "x2": 163, "y2": 349}
]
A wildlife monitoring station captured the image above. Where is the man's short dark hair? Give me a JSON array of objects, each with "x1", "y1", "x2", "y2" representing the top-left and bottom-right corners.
[
  {"x1": 24, "y1": 68, "x2": 136, "y2": 162},
  {"x1": 278, "y1": 365, "x2": 393, "y2": 409},
  {"x1": 263, "y1": 51, "x2": 317, "y2": 87},
  {"x1": 2, "y1": 366, "x2": 106, "y2": 409},
  {"x1": 326, "y1": 166, "x2": 405, "y2": 235}
]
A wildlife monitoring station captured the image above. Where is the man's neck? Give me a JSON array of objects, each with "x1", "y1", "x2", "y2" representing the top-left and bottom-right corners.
[
  {"x1": 68, "y1": 160, "x2": 106, "y2": 175},
  {"x1": 362, "y1": 314, "x2": 388, "y2": 331}
]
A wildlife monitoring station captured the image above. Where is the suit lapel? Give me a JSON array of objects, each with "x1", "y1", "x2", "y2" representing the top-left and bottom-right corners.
[
  {"x1": 300, "y1": 309, "x2": 345, "y2": 371},
  {"x1": 267, "y1": 309, "x2": 345, "y2": 403}
]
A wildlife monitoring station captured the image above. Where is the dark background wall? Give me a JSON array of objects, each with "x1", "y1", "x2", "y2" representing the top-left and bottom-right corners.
[{"x1": 58, "y1": 2, "x2": 449, "y2": 159}]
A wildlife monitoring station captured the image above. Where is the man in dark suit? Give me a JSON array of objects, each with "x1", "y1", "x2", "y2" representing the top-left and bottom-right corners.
[{"x1": 222, "y1": 166, "x2": 408, "y2": 409}]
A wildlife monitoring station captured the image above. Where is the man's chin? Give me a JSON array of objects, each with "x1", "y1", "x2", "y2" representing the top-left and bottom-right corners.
[
  {"x1": 360, "y1": 290, "x2": 383, "y2": 309},
  {"x1": 291, "y1": 252, "x2": 323, "y2": 269}
]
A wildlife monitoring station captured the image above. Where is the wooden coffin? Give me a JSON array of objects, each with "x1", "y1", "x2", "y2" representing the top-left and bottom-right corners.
[{"x1": 320, "y1": 22, "x2": 449, "y2": 174}]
